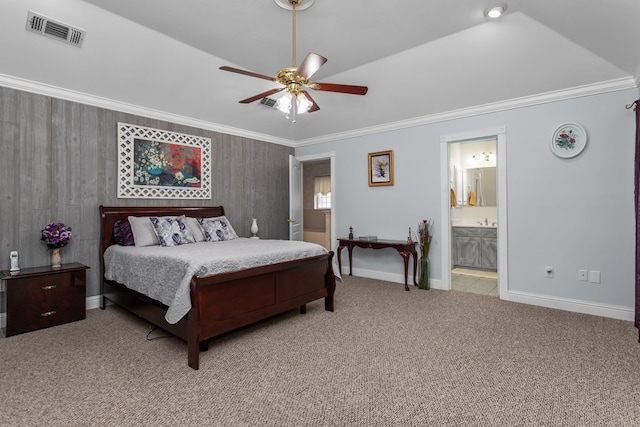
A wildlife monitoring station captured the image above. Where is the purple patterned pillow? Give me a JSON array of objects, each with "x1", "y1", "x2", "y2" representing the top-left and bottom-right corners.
[
  {"x1": 114, "y1": 220, "x2": 135, "y2": 246},
  {"x1": 197, "y1": 216, "x2": 238, "y2": 242},
  {"x1": 149, "y1": 216, "x2": 196, "y2": 247}
]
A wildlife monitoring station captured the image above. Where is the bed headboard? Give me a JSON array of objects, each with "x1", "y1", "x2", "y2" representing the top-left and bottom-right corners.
[{"x1": 99, "y1": 205, "x2": 225, "y2": 255}]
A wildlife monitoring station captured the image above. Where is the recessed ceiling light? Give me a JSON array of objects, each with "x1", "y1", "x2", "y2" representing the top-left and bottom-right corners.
[{"x1": 485, "y1": 4, "x2": 507, "y2": 18}]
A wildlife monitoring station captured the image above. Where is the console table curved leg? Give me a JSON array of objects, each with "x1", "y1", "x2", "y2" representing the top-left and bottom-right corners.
[
  {"x1": 400, "y1": 252, "x2": 410, "y2": 291},
  {"x1": 411, "y1": 249, "x2": 419, "y2": 286},
  {"x1": 337, "y1": 245, "x2": 345, "y2": 276}
]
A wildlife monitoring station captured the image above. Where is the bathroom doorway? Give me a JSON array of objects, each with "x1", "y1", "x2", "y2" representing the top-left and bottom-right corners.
[
  {"x1": 450, "y1": 138, "x2": 498, "y2": 296},
  {"x1": 440, "y1": 127, "x2": 508, "y2": 298}
]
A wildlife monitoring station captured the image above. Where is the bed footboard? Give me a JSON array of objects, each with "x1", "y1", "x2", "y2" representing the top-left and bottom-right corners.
[{"x1": 187, "y1": 251, "x2": 335, "y2": 370}]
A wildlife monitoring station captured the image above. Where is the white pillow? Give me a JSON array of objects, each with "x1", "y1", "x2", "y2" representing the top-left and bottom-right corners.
[
  {"x1": 128, "y1": 216, "x2": 170, "y2": 247},
  {"x1": 186, "y1": 217, "x2": 205, "y2": 242}
]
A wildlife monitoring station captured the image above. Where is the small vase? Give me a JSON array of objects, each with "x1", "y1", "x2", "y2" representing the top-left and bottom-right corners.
[
  {"x1": 419, "y1": 257, "x2": 429, "y2": 290},
  {"x1": 51, "y1": 248, "x2": 61, "y2": 268},
  {"x1": 250, "y1": 218, "x2": 259, "y2": 239}
]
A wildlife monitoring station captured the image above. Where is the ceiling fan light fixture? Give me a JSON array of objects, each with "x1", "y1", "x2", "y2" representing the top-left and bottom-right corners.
[
  {"x1": 296, "y1": 94, "x2": 312, "y2": 114},
  {"x1": 275, "y1": 92, "x2": 293, "y2": 113},
  {"x1": 485, "y1": 4, "x2": 506, "y2": 18}
]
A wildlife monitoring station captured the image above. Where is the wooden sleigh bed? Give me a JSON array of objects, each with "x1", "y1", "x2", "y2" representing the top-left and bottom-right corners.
[{"x1": 99, "y1": 205, "x2": 336, "y2": 370}]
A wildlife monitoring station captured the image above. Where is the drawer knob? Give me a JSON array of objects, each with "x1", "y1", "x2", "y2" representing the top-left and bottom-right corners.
[
  {"x1": 41, "y1": 311, "x2": 57, "y2": 317},
  {"x1": 41, "y1": 285, "x2": 57, "y2": 291}
]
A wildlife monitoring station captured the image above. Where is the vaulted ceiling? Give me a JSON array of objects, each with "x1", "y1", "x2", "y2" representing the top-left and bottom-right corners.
[{"x1": 2, "y1": 0, "x2": 639, "y2": 145}]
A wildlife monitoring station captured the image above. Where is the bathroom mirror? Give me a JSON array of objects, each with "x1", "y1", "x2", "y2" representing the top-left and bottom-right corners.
[{"x1": 461, "y1": 166, "x2": 496, "y2": 207}]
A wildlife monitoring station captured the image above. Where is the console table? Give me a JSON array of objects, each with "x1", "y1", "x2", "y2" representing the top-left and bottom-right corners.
[{"x1": 337, "y1": 238, "x2": 418, "y2": 291}]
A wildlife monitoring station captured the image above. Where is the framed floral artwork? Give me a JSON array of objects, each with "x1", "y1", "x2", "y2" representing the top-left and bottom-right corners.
[
  {"x1": 368, "y1": 150, "x2": 394, "y2": 187},
  {"x1": 117, "y1": 123, "x2": 211, "y2": 199},
  {"x1": 550, "y1": 123, "x2": 587, "y2": 159}
]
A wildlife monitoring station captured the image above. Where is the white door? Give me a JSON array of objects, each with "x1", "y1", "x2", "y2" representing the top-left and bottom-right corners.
[{"x1": 289, "y1": 155, "x2": 303, "y2": 241}]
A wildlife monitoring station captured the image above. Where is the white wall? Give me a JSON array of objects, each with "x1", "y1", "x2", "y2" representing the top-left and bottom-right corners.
[{"x1": 296, "y1": 89, "x2": 637, "y2": 320}]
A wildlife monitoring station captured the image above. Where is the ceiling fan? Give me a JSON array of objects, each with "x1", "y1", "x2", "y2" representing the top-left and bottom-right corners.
[{"x1": 219, "y1": 0, "x2": 368, "y2": 120}]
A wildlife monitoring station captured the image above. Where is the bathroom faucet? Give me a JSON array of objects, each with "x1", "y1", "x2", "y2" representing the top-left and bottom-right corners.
[{"x1": 484, "y1": 218, "x2": 488, "y2": 226}]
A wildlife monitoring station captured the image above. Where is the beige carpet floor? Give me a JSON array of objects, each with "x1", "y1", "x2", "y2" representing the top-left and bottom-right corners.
[{"x1": 1, "y1": 276, "x2": 639, "y2": 426}]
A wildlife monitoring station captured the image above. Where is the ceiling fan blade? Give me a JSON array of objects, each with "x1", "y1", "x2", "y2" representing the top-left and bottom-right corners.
[
  {"x1": 239, "y1": 88, "x2": 285, "y2": 104},
  {"x1": 295, "y1": 52, "x2": 327, "y2": 80},
  {"x1": 311, "y1": 82, "x2": 368, "y2": 96},
  {"x1": 219, "y1": 66, "x2": 277, "y2": 82},
  {"x1": 300, "y1": 90, "x2": 320, "y2": 112}
]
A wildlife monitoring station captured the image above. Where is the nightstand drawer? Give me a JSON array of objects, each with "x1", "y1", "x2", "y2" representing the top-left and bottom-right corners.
[
  {"x1": 6, "y1": 298, "x2": 85, "y2": 336},
  {"x1": 7, "y1": 272, "x2": 80, "y2": 306}
]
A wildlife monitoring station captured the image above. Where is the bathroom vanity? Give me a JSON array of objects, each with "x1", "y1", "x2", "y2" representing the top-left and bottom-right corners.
[{"x1": 452, "y1": 226, "x2": 497, "y2": 270}]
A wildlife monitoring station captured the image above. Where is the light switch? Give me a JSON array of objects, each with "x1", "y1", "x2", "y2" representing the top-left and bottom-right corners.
[{"x1": 589, "y1": 270, "x2": 601, "y2": 284}]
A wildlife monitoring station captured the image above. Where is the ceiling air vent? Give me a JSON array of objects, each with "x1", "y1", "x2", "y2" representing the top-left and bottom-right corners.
[
  {"x1": 260, "y1": 97, "x2": 277, "y2": 108},
  {"x1": 26, "y1": 11, "x2": 85, "y2": 47}
]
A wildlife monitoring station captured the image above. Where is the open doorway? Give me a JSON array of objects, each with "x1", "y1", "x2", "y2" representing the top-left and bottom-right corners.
[
  {"x1": 449, "y1": 138, "x2": 498, "y2": 296},
  {"x1": 440, "y1": 127, "x2": 508, "y2": 299},
  {"x1": 302, "y1": 160, "x2": 331, "y2": 250},
  {"x1": 291, "y1": 152, "x2": 337, "y2": 253}
]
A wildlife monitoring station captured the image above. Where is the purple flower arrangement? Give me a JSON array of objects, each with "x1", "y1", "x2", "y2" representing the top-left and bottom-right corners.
[{"x1": 41, "y1": 222, "x2": 72, "y2": 249}]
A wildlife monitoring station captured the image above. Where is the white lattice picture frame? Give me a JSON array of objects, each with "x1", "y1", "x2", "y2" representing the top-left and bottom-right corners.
[{"x1": 117, "y1": 123, "x2": 211, "y2": 199}]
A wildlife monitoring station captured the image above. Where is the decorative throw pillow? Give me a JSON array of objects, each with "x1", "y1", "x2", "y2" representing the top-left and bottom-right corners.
[
  {"x1": 128, "y1": 216, "x2": 162, "y2": 247},
  {"x1": 197, "y1": 216, "x2": 238, "y2": 242},
  {"x1": 149, "y1": 215, "x2": 196, "y2": 247},
  {"x1": 113, "y1": 220, "x2": 135, "y2": 246}
]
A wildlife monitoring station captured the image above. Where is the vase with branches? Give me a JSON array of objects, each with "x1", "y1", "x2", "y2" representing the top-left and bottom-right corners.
[{"x1": 415, "y1": 218, "x2": 433, "y2": 290}]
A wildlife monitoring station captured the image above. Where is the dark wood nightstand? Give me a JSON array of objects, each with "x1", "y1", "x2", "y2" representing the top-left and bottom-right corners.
[{"x1": 1, "y1": 263, "x2": 89, "y2": 337}]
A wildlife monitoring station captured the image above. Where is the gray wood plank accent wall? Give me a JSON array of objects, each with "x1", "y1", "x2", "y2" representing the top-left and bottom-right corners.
[{"x1": 0, "y1": 86, "x2": 293, "y2": 297}]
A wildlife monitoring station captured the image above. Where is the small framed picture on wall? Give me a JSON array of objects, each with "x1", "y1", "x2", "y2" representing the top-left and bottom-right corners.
[{"x1": 368, "y1": 150, "x2": 394, "y2": 187}]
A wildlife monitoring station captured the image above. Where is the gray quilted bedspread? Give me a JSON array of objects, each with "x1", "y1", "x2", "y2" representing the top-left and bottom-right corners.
[{"x1": 104, "y1": 238, "x2": 327, "y2": 324}]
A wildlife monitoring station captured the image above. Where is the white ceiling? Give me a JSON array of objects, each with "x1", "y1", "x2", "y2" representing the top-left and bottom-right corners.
[{"x1": 1, "y1": 0, "x2": 639, "y2": 145}]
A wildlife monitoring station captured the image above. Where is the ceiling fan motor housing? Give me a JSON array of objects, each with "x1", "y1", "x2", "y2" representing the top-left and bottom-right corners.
[{"x1": 277, "y1": 66, "x2": 308, "y2": 94}]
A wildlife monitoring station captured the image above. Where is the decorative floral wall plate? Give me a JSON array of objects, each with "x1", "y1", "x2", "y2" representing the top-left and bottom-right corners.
[{"x1": 550, "y1": 123, "x2": 587, "y2": 158}]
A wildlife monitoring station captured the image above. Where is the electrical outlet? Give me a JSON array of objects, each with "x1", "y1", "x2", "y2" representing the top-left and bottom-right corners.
[
  {"x1": 589, "y1": 270, "x2": 601, "y2": 284},
  {"x1": 578, "y1": 269, "x2": 588, "y2": 282},
  {"x1": 545, "y1": 266, "x2": 554, "y2": 278}
]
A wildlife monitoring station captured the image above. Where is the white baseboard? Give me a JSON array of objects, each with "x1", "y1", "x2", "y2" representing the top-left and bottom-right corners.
[
  {"x1": 501, "y1": 290, "x2": 634, "y2": 322},
  {"x1": 86, "y1": 295, "x2": 102, "y2": 311},
  {"x1": 347, "y1": 268, "x2": 633, "y2": 321}
]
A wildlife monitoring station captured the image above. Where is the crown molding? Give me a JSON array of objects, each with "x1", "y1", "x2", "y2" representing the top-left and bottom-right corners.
[
  {"x1": 296, "y1": 76, "x2": 638, "y2": 147},
  {"x1": 1, "y1": 73, "x2": 635, "y2": 148},
  {"x1": 0, "y1": 73, "x2": 295, "y2": 148}
]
